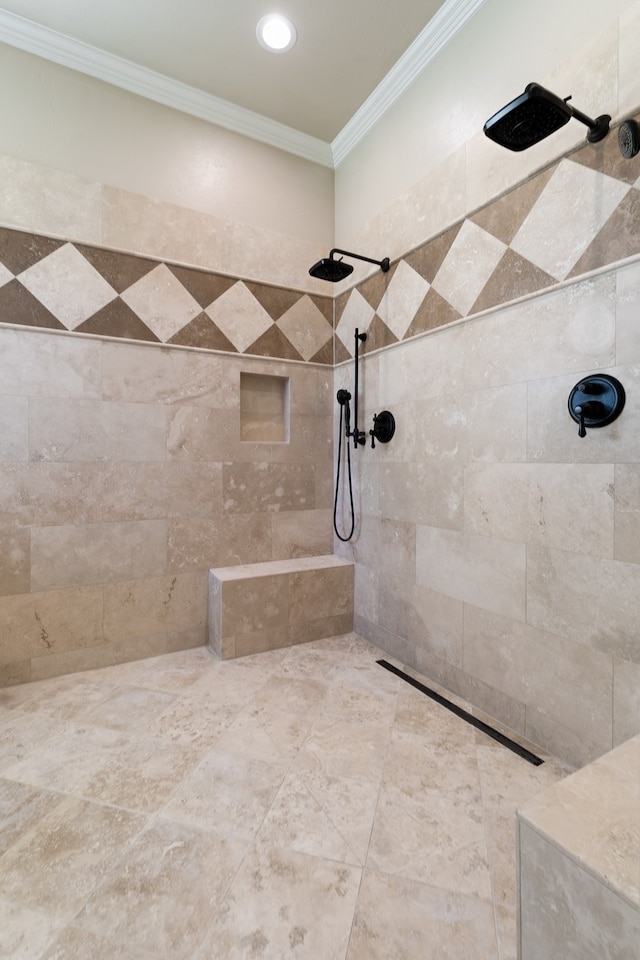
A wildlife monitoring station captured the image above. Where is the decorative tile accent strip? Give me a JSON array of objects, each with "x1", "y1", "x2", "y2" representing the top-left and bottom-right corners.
[
  {"x1": 1, "y1": 111, "x2": 638, "y2": 363},
  {"x1": 0, "y1": 230, "x2": 335, "y2": 365},
  {"x1": 337, "y1": 112, "x2": 640, "y2": 358}
]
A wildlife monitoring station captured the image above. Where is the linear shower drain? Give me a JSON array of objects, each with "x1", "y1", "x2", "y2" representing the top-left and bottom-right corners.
[{"x1": 377, "y1": 659, "x2": 543, "y2": 766}]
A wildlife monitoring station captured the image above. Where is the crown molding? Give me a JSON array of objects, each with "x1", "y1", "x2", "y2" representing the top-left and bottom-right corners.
[
  {"x1": 0, "y1": 9, "x2": 333, "y2": 167},
  {"x1": 0, "y1": 0, "x2": 486, "y2": 170},
  {"x1": 331, "y1": 0, "x2": 488, "y2": 166}
]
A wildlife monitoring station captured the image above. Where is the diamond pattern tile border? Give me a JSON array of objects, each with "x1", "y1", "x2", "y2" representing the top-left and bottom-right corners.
[
  {"x1": 0, "y1": 110, "x2": 638, "y2": 363},
  {"x1": 0, "y1": 227, "x2": 334, "y2": 365}
]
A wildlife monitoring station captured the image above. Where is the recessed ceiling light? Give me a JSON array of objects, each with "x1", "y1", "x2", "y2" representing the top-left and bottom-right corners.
[{"x1": 256, "y1": 14, "x2": 297, "y2": 53}]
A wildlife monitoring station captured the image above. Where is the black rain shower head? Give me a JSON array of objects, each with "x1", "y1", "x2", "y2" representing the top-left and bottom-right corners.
[
  {"x1": 483, "y1": 82, "x2": 610, "y2": 152},
  {"x1": 309, "y1": 248, "x2": 390, "y2": 282}
]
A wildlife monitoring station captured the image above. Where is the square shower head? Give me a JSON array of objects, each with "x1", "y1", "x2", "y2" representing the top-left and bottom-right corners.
[{"x1": 484, "y1": 83, "x2": 573, "y2": 151}]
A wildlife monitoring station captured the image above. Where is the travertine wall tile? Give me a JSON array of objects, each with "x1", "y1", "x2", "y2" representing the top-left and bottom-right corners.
[
  {"x1": 166, "y1": 406, "x2": 248, "y2": 463},
  {"x1": 0, "y1": 397, "x2": 28, "y2": 461},
  {"x1": 0, "y1": 463, "x2": 104, "y2": 526},
  {"x1": 31, "y1": 520, "x2": 168, "y2": 590},
  {"x1": 100, "y1": 342, "x2": 238, "y2": 407},
  {"x1": 101, "y1": 462, "x2": 221, "y2": 522},
  {"x1": 29, "y1": 399, "x2": 167, "y2": 463},
  {"x1": 526, "y1": 544, "x2": 640, "y2": 662},
  {"x1": 463, "y1": 605, "x2": 613, "y2": 753},
  {"x1": 376, "y1": 574, "x2": 414, "y2": 640},
  {"x1": 0, "y1": 155, "x2": 102, "y2": 242},
  {"x1": 30, "y1": 644, "x2": 116, "y2": 682},
  {"x1": 0, "y1": 587, "x2": 103, "y2": 663},
  {"x1": 616, "y1": 259, "x2": 640, "y2": 364},
  {"x1": 271, "y1": 509, "x2": 333, "y2": 559},
  {"x1": 415, "y1": 461, "x2": 464, "y2": 531},
  {"x1": 222, "y1": 462, "x2": 316, "y2": 513},
  {"x1": 0, "y1": 328, "x2": 102, "y2": 399},
  {"x1": 270, "y1": 415, "x2": 332, "y2": 465},
  {"x1": 524, "y1": 707, "x2": 605, "y2": 770},
  {"x1": 378, "y1": 462, "x2": 420, "y2": 525},
  {"x1": 464, "y1": 384, "x2": 528, "y2": 463},
  {"x1": 408, "y1": 585, "x2": 464, "y2": 668},
  {"x1": 379, "y1": 325, "x2": 466, "y2": 406},
  {"x1": 463, "y1": 274, "x2": 616, "y2": 392},
  {"x1": 378, "y1": 519, "x2": 416, "y2": 584},
  {"x1": 167, "y1": 515, "x2": 273, "y2": 572},
  {"x1": 613, "y1": 657, "x2": 640, "y2": 745},
  {"x1": 413, "y1": 384, "x2": 527, "y2": 467},
  {"x1": 464, "y1": 462, "x2": 615, "y2": 556},
  {"x1": 355, "y1": 613, "x2": 418, "y2": 669},
  {"x1": 416, "y1": 526, "x2": 526, "y2": 622},
  {"x1": 614, "y1": 463, "x2": 640, "y2": 563},
  {"x1": 412, "y1": 645, "x2": 527, "y2": 736},
  {"x1": 619, "y1": 1, "x2": 640, "y2": 115},
  {"x1": 0, "y1": 526, "x2": 30, "y2": 596},
  {"x1": 103, "y1": 573, "x2": 207, "y2": 643},
  {"x1": 0, "y1": 659, "x2": 31, "y2": 687}
]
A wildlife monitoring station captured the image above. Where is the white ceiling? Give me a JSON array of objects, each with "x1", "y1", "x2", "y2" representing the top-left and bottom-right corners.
[{"x1": 0, "y1": 0, "x2": 487, "y2": 165}]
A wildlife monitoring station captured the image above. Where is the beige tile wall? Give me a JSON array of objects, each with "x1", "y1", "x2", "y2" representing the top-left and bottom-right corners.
[
  {"x1": 337, "y1": 257, "x2": 640, "y2": 767},
  {"x1": 0, "y1": 329, "x2": 333, "y2": 685}
]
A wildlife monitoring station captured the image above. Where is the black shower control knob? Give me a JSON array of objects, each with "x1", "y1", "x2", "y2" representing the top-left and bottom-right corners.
[
  {"x1": 568, "y1": 374, "x2": 625, "y2": 438},
  {"x1": 369, "y1": 410, "x2": 396, "y2": 446}
]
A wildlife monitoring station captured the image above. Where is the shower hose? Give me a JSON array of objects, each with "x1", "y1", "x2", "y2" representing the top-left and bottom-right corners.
[{"x1": 333, "y1": 401, "x2": 356, "y2": 542}]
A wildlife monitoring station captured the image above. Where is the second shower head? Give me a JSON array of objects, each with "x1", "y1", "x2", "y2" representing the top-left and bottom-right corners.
[
  {"x1": 484, "y1": 82, "x2": 610, "y2": 151},
  {"x1": 309, "y1": 248, "x2": 390, "y2": 283}
]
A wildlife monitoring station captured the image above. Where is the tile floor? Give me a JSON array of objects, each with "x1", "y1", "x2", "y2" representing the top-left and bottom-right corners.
[{"x1": 0, "y1": 634, "x2": 572, "y2": 959}]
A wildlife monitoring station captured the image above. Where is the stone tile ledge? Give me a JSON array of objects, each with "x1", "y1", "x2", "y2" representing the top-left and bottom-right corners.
[
  {"x1": 518, "y1": 732, "x2": 640, "y2": 908},
  {"x1": 210, "y1": 555, "x2": 353, "y2": 580}
]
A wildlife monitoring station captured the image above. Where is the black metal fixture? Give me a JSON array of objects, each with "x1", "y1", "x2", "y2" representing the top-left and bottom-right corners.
[
  {"x1": 484, "y1": 82, "x2": 610, "y2": 152},
  {"x1": 618, "y1": 119, "x2": 640, "y2": 159},
  {"x1": 333, "y1": 328, "x2": 396, "y2": 541},
  {"x1": 309, "y1": 248, "x2": 390, "y2": 282},
  {"x1": 567, "y1": 374, "x2": 625, "y2": 438},
  {"x1": 369, "y1": 410, "x2": 396, "y2": 448},
  {"x1": 333, "y1": 329, "x2": 366, "y2": 541}
]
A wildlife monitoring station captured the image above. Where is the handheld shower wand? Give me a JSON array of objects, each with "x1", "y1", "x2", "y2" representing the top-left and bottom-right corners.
[{"x1": 334, "y1": 389, "x2": 356, "y2": 541}]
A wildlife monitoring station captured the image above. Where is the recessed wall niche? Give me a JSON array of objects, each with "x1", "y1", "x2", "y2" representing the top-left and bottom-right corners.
[{"x1": 240, "y1": 373, "x2": 290, "y2": 442}]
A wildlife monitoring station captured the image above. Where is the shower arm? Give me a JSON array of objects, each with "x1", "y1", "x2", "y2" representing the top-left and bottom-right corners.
[
  {"x1": 563, "y1": 96, "x2": 611, "y2": 142},
  {"x1": 351, "y1": 328, "x2": 367, "y2": 448},
  {"x1": 329, "y1": 248, "x2": 391, "y2": 272}
]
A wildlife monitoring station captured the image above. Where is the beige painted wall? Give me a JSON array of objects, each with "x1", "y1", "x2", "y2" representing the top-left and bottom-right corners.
[{"x1": 0, "y1": 43, "x2": 333, "y2": 290}]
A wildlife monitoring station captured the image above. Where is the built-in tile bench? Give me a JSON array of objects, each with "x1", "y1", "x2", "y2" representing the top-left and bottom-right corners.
[
  {"x1": 517, "y1": 732, "x2": 640, "y2": 960},
  {"x1": 208, "y1": 555, "x2": 354, "y2": 659}
]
